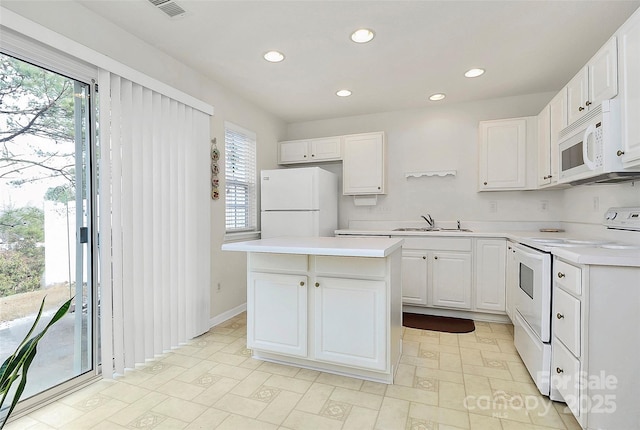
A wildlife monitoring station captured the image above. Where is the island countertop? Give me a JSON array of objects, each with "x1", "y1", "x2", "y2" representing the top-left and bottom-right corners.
[{"x1": 221, "y1": 236, "x2": 404, "y2": 258}]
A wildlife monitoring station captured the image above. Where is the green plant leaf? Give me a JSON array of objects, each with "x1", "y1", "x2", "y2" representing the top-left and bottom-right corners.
[{"x1": 0, "y1": 296, "x2": 73, "y2": 429}]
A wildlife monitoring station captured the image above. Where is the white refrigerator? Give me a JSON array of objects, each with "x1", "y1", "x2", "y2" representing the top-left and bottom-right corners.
[{"x1": 260, "y1": 167, "x2": 338, "y2": 239}]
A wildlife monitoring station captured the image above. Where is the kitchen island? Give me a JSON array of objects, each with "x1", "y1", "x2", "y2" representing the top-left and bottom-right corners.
[{"x1": 221, "y1": 236, "x2": 404, "y2": 383}]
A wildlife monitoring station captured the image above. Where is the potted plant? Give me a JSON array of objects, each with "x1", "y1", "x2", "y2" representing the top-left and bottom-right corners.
[{"x1": 0, "y1": 296, "x2": 73, "y2": 428}]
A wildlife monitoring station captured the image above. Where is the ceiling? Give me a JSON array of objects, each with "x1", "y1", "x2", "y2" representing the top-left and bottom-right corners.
[{"x1": 72, "y1": 0, "x2": 640, "y2": 123}]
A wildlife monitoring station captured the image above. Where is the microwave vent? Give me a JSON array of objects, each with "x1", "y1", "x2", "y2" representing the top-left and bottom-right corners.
[{"x1": 559, "y1": 103, "x2": 603, "y2": 141}]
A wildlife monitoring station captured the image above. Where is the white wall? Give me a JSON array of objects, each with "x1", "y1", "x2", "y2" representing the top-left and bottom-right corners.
[{"x1": 2, "y1": 2, "x2": 286, "y2": 319}]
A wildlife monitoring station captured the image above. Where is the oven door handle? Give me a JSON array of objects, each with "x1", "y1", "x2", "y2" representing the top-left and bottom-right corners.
[{"x1": 582, "y1": 123, "x2": 597, "y2": 171}]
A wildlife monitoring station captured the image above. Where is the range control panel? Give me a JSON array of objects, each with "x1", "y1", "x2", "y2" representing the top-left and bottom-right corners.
[{"x1": 603, "y1": 207, "x2": 640, "y2": 231}]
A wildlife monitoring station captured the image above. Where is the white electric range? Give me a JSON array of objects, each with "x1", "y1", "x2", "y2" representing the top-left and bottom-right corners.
[{"x1": 512, "y1": 207, "x2": 640, "y2": 397}]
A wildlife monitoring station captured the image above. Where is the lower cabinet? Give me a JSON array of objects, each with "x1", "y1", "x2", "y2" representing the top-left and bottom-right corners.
[
  {"x1": 248, "y1": 272, "x2": 308, "y2": 357},
  {"x1": 314, "y1": 276, "x2": 387, "y2": 370},
  {"x1": 399, "y1": 237, "x2": 506, "y2": 315},
  {"x1": 246, "y1": 251, "x2": 402, "y2": 382},
  {"x1": 431, "y1": 251, "x2": 472, "y2": 309},
  {"x1": 550, "y1": 257, "x2": 640, "y2": 429}
]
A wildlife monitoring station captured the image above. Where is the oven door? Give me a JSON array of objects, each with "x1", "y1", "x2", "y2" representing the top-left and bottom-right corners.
[{"x1": 512, "y1": 243, "x2": 551, "y2": 342}]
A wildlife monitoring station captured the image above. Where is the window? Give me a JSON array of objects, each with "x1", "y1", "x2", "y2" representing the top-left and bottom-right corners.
[{"x1": 225, "y1": 122, "x2": 257, "y2": 232}]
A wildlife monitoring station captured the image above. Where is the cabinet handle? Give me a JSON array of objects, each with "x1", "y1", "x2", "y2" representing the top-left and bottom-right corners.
[
  {"x1": 483, "y1": 181, "x2": 488, "y2": 185},
  {"x1": 300, "y1": 281, "x2": 305, "y2": 286},
  {"x1": 434, "y1": 256, "x2": 438, "y2": 260},
  {"x1": 315, "y1": 282, "x2": 320, "y2": 288},
  {"x1": 422, "y1": 256, "x2": 426, "y2": 259},
  {"x1": 556, "y1": 367, "x2": 564, "y2": 374},
  {"x1": 585, "y1": 100, "x2": 592, "y2": 106},
  {"x1": 557, "y1": 313, "x2": 565, "y2": 320},
  {"x1": 311, "y1": 154, "x2": 315, "y2": 157},
  {"x1": 377, "y1": 186, "x2": 381, "y2": 190},
  {"x1": 617, "y1": 150, "x2": 625, "y2": 157},
  {"x1": 548, "y1": 175, "x2": 552, "y2": 178},
  {"x1": 578, "y1": 106, "x2": 585, "y2": 112},
  {"x1": 557, "y1": 272, "x2": 565, "y2": 278},
  {"x1": 543, "y1": 175, "x2": 549, "y2": 180},
  {"x1": 303, "y1": 155, "x2": 307, "y2": 158}
]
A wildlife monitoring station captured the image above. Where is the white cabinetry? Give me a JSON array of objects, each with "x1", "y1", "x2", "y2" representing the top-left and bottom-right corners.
[
  {"x1": 431, "y1": 251, "x2": 472, "y2": 309},
  {"x1": 248, "y1": 272, "x2": 308, "y2": 357},
  {"x1": 478, "y1": 117, "x2": 533, "y2": 191},
  {"x1": 550, "y1": 257, "x2": 640, "y2": 429},
  {"x1": 474, "y1": 239, "x2": 506, "y2": 312},
  {"x1": 401, "y1": 249, "x2": 428, "y2": 305},
  {"x1": 343, "y1": 132, "x2": 386, "y2": 195},
  {"x1": 537, "y1": 89, "x2": 568, "y2": 188},
  {"x1": 567, "y1": 38, "x2": 618, "y2": 125},
  {"x1": 245, "y1": 249, "x2": 402, "y2": 383},
  {"x1": 314, "y1": 275, "x2": 387, "y2": 370},
  {"x1": 617, "y1": 11, "x2": 640, "y2": 168},
  {"x1": 279, "y1": 136, "x2": 342, "y2": 164}
]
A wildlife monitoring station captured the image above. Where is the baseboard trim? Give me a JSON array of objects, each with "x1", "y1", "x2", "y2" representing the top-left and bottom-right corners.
[{"x1": 209, "y1": 303, "x2": 247, "y2": 328}]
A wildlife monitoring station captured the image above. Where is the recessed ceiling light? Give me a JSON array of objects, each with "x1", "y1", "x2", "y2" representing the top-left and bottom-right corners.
[
  {"x1": 350, "y1": 28, "x2": 375, "y2": 43},
  {"x1": 429, "y1": 93, "x2": 446, "y2": 101},
  {"x1": 464, "y1": 68, "x2": 485, "y2": 78},
  {"x1": 336, "y1": 89, "x2": 352, "y2": 97},
  {"x1": 263, "y1": 50, "x2": 285, "y2": 63}
]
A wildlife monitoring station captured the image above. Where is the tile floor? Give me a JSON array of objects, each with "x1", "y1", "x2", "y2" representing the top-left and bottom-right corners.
[{"x1": 6, "y1": 314, "x2": 581, "y2": 430}]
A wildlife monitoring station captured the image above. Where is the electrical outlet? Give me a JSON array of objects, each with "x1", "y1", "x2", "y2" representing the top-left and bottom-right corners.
[
  {"x1": 489, "y1": 201, "x2": 498, "y2": 213},
  {"x1": 540, "y1": 200, "x2": 548, "y2": 212},
  {"x1": 217, "y1": 282, "x2": 221, "y2": 292},
  {"x1": 593, "y1": 196, "x2": 600, "y2": 211}
]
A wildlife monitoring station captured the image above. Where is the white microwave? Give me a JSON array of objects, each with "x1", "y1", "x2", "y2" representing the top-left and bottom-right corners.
[{"x1": 558, "y1": 99, "x2": 640, "y2": 185}]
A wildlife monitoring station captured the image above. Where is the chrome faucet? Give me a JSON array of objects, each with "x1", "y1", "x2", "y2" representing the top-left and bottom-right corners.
[{"x1": 421, "y1": 214, "x2": 434, "y2": 228}]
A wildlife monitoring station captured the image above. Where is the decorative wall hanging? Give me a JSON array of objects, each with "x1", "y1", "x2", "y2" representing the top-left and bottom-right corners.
[{"x1": 211, "y1": 138, "x2": 220, "y2": 200}]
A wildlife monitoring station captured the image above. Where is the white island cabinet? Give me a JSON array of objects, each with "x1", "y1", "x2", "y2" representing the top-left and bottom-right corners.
[{"x1": 222, "y1": 236, "x2": 404, "y2": 383}]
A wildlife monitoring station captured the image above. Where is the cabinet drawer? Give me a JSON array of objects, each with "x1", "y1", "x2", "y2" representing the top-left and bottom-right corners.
[
  {"x1": 553, "y1": 287, "x2": 581, "y2": 357},
  {"x1": 250, "y1": 253, "x2": 308, "y2": 272},
  {"x1": 399, "y1": 237, "x2": 472, "y2": 251},
  {"x1": 552, "y1": 338, "x2": 581, "y2": 418},
  {"x1": 555, "y1": 260, "x2": 582, "y2": 295},
  {"x1": 315, "y1": 256, "x2": 386, "y2": 278}
]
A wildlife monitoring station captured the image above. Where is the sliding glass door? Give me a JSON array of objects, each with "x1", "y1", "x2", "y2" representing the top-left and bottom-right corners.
[{"x1": 0, "y1": 52, "x2": 98, "y2": 413}]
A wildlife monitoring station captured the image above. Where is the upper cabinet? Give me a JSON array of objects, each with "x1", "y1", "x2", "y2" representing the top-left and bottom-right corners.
[
  {"x1": 617, "y1": 11, "x2": 640, "y2": 168},
  {"x1": 279, "y1": 136, "x2": 342, "y2": 164},
  {"x1": 478, "y1": 117, "x2": 536, "y2": 191},
  {"x1": 343, "y1": 132, "x2": 386, "y2": 195},
  {"x1": 537, "y1": 89, "x2": 568, "y2": 188},
  {"x1": 279, "y1": 131, "x2": 386, "y2": 195},
  {"x1": 567, "y1": 37, "x2": 618, "y2": 126}
]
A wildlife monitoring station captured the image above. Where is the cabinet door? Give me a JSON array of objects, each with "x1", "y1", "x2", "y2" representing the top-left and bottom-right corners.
[
  {"x1": 537, "y1": 105, "x2": 552, "y2": 187},
  {"x1": 248, "y1": 272, "x2": 307, "y2": 357},
  {"x1": 279, "y1": 140, "x2": 310, "y2": 164},
  {"x1": 431, "y1": 252, "x2": 472, "y2": 309},
  {"x1": 589, "y1": 37, "x2": 618, "y2": 106},
  {"x1": 343, "y1": 132, "x2": 385, "y2": 194},
  {"x1": 310, "y1": 137, "x2": 342, "y2": 161},
  {"x1": 478, "y1": 119, "x2": 526, "y2": 190},
  {"x1": 402, "y1": 250, "x2": 428, "y2": 305},
  {"x1": 314, "y1": 276, "x2": 387, "y2": 370},
  {"x1": 618, "y1": 14, "x2": 640, "y2": 168},
  {"x1": 549, "y1": 88, "x2": 567, "y2": 183},
  {"x1": 474, "y1": 239, "x2": 506, "y2": 312},
  {"x1": 566, "y1": 68, "x2": 589, "y2": 125}
]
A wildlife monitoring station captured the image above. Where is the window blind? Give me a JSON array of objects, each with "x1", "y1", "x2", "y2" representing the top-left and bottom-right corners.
[
  {"x1": 225, "y1": 123, "x2": 256, "y2": 232},
  {"x1": 98, "y1": 70, "x2": 211, "y2": 377}
]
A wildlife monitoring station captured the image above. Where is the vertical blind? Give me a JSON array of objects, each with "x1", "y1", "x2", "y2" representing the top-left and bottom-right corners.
[
  {"x1": 98, "y1": 70, "x2": 211, "y2": 377},
  {"x1": 225, "y1": 123, "x2": 256, "y2": 232}
]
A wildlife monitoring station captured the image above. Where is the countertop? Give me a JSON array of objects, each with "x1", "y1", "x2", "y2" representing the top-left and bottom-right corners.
[
  {"x1": 335, "y1": 228, "x2": 640, "y2": 267},
  {"x1": 221, "y1": 236, "x2": 404, "y2": 258}
]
